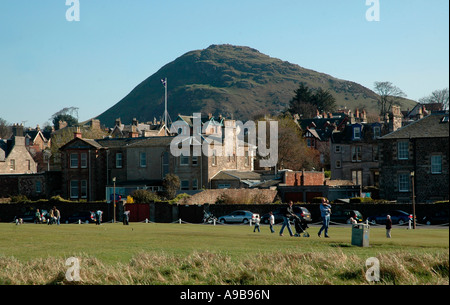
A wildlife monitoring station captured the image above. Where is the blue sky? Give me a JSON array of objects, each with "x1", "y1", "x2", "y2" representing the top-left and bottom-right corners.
[{"x1": 0, "y1": 0, "x2": 448, "y2": 128}]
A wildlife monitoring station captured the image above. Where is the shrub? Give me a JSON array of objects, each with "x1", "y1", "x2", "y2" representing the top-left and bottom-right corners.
[
  {"x1": 350, "y1": 197, "x2": 374, "y2": 203},
  {"x1": 10, "y1": 195, "x2": 30, "y2": 203},
  {"x1": 131, "y1": 190, "x2": 160, "y2": 204}
]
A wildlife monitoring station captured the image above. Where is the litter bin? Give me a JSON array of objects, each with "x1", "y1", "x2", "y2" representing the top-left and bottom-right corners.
[{"x1": 351, "y1": 223, "x2": 370, "y2": 247}]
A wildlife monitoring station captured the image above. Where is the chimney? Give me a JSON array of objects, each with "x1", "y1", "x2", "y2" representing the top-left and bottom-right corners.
[
  {"x1": 132, "y1": 118, "x2": 138, "y2": 126},
  {"x1": 115, "y1": 118, "x2": 121, "y2": 127},
  {"x1": 389, "y1": 106, "x2": 402, "y2": 132},
  {"x1": 74, "y1": 127, "x2": 82, "y2": 139},
  {"x1": 130, "y1": 125, "x2": 139, "y2": 138},
  {"x1": 12, "y1": 124, "x2": 24, "y2": 137}
]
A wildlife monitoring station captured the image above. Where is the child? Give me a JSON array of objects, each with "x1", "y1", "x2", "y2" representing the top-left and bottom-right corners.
[
  {"x1": 386, "y1": 215, "x2": 392, "y2": 238},
  {"x1": 253, "y1": 217, "x2": 261, "y2": 233},
  {"x1": 269, "y1": 212, "x2": 275, "y2": 233}
]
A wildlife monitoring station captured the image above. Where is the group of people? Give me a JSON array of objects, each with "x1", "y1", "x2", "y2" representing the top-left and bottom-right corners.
[
  {"x1": 33, "y1": 207, "x2": 61, "y2": 225},
  {"x1": 253, "y1": 198, "x2": 393, "y2": 239}
]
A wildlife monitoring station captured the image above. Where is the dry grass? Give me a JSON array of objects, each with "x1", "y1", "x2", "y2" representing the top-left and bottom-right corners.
[{"x1": 0, "y1": 250, "x2": 447, "y2": 285}]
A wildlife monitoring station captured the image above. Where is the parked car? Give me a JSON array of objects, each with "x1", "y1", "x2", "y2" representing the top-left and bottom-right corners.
[
  {"x1": 64, "y1": 211, "x2": 97, "y2": 224},
  {"x1": 261, "y1": 206, "x2": 312, "y2": 224},
  {"x1": 218, "y1": 210, "x2": 259, "y2": 224},
  {"x1": 421, "y1": 211, "x2": 449, "y2": 225},
  {"x1": 367, "y1": 210, "x2": 414, "y2": 225},
  {"x1": 14, "y1": 209, "x2": 48, "y2": 223},
  {"x1": 330, "y1": 209, "x2": 363, "y2": 224}
]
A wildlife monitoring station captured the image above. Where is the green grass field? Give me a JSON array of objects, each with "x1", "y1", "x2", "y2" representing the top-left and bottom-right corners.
[{"x1": 0, "y1": 222, "x2": 448, "y2": 285}]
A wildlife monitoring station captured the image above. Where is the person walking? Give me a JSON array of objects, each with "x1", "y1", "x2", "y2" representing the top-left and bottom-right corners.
[
  {"x1": 386, "y1": 215, "x2": 392, "y2": 238},
  {"x1": 280, "y1": 201, "x2": 295, "y2": 237},
  {"x1": 123, "y1": 210, "x2": 130, "y2": 225},
  {"x1": 47, "y1": 209, "x2": 55, "y2": 225},
  {"x1": 318, "y1": 198, "x2": 331, "y2": 238},
  {"x1": 53, "y1": 207, "x2": 61, "y2": 225},
  {"x1": 35, "y1": 209, "x2": 42, "y2": 224},
  {"x1": 253, "y1": 216, "x2": 260, "y2": 233},
  {"x1": 96, "y1": 210, "x2": 103, "y2": 225},
  {"x1": 269, "y1": 211, "x2": 275, "y2": 233}
]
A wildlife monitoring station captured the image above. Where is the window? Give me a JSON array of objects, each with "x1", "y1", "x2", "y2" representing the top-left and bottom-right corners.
[
  {"x1": 180, "y1": 154, "x2": 189, "y2": 166},
  {"x1": 81, "y1": 153, "x2": 87, "y2": 168},
  {"x1": 431, "y1": 155, "x2": 442, "y2": 174},
  {"x1": 373, "y1": 126, "x2": 381, "y2": 139},
  {"x1": 81, "y1": 180, "x2": 87, "y2": 198},
  {"x1": 181, "y1": 180, "x2": 190, "y2": 190},
  {"x1": 162, "y1": 152, "x2": 169, "y2": 178},
  {"x1": 334, "y1": 145, "x2": 341, "y2": 153},
  {"x1": 372, "y1": 145, "x2": 379, "y2": 162},
  {"x1": 192, "y1": 156, "x2": 199, "y2": 166},
  {"x1": 36, "y1": 181, "x2": 42, "y2": 193},
  {"x1": 245, "y1": 151, "x2": 250, "y2": 167},
  {"x1": 353, "y1": 126, "x2": 361, "y2": 140},
  {"x1": 70, "y1": 180, "x2": 79, "y2": 198},
  {"x1": 140, "y1": 152, "x2": 146, "y2": 168},
  {"x1": 116, "y1": 153, "x2": 123, "y2": 168},
  {"x1": 352, "y1": 170, "x2": 363, "y2": 186},
  {"x1": 352, "y1": 146, "x2": 362, "y2": 162},
  {"x1": 192, "y1": 179, "x2": 198, "y2": 190},
  {"x1": 212, "y1": 150, "x2": 217, "y2": 166},
  {"x1": 397, "y1": 141, "x2": 409, "y2": 160},
  {"x1": 218, "y1": 184, "x2": 231, "y2": 189},
  {"x1": 27, "y1": 160, "x2": 31, "y2": 171},
  {"x1": 10, "y1": 159, "x2": 15, "y2": 171},
  {"x1": 398, "y1": 173, "x2": 410, "y2": 192},
  {"x1": 70, "y1": 153, "x2": 78, "y2": 168},
  {"x1": 335, "y1": 160, "x2": 342, "y2": 168}
]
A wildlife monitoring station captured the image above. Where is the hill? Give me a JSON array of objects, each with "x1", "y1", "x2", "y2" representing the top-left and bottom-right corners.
[{"x1": 96, "y1": 44, "x2": 417, "y2": 127}]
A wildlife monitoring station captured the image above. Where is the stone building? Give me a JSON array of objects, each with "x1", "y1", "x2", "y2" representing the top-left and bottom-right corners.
[
  {"x1": 0, "y1": 124, "x2": 37, "y2": 175},
  {"x1": 378, "y1": 112, "x2": 449, "y2": 203}
]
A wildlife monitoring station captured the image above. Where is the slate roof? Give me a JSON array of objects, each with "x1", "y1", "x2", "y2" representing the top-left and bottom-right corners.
[{"x1": 380, "y1": 112, "x2": 449, "y2": 140}]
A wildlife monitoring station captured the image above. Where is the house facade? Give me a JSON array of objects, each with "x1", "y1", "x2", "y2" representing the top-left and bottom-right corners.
[
  {"x1": 378, "y1": 112, "x2": 449, "y2": 203},
  {"x1": 0, "y1": 124, "x2": 37, "y2": 175},
  {"x1": 330, "y1": 106, "x2": 403, "y2": 188},
  {"x1": 60, "y1": 119, "x2": 255, "y2": 201}
]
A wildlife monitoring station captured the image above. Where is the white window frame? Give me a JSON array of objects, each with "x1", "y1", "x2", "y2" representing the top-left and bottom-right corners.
[
  {"x1": 180, "y1": 154, "x2": 189, "y2": 166},
  {"x1": 335, "y1": 160, "x2": 342, "y2": 169},
  {"x1": 116, "y1": 153, "x2": 123, "y2": 168},
  {"x1": 70, "y1": 153, "x2": 78, "y2": 168},
  {"x1": 334, "y1": 145, "x2": 341, "y2": 153},
  {"x1": 353, "y1": 126, "x2": 361, "y2": 140},
  {"x1": 397, "y1": 141, "x2": 409, "y2": 160},
  {"x1": 81, "y1": 153, "x2": 87, "y2": 168},
  {"x1": 81, "y1": 180, "x2": 88, "y2": 199},
  {"x1": 352, "y1": 146, "x2": 362, "y2": 163},
  {"x1": 373, "y1": 126, "x2": 381, "y2": 139},
  {"x1": 398, "y1": 173, "x2": 410, "y2": 192},
  {"x1": 70, "y1": 180, "x2": 79, "y2": 198}
]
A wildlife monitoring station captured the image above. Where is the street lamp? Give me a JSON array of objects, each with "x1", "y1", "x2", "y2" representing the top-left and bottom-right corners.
[
  {"x1": 112, "y1": 177, "x2": 116, "y2": 224},
  {"x1": 411, "y1": 171, "x2": 416, "y2": 229}
]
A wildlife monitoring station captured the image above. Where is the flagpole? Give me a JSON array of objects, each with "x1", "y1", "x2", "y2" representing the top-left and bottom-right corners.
[{"x1": 164, "y1": 77, "x2": 168, "y2": 128}]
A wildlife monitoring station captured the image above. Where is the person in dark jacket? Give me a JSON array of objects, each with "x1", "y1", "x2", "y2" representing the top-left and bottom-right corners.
[
  {"x1": 280, "y1": 201, "x2": 295, "y2": 236},
  {"x1": 386, "y1": 215, "x2": 392, "y2": 238}
]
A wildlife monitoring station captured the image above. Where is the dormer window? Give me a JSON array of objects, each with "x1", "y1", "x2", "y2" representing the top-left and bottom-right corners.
[
  {"x1": 353, "y1": 125, "x2": 361, "y2": 140},
  {"x1": 373, "y1": 126, "x2": 381, "y2": 139}
]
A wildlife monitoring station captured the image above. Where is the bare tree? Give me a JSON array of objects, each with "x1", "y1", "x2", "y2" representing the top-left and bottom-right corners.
[
  {"x1": 419, "y1": 88, "x2": 449, "y2": 110},
  {"x1": 373, "y1": 81, "x2": 406, "y2": 117},
  {"x1": 0, "y1": 118, "x2": 11, "y2": 139}
]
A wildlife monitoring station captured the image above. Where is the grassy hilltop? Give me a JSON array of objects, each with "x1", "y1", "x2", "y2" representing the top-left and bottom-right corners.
[{"x1": 96, "y1": 44, "x2": 416, "y2": 127}]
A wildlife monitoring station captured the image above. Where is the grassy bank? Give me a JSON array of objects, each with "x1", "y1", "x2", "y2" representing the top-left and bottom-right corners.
[{"x1": 0, "y1": 223, "x2": 448, "y2": 285}]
